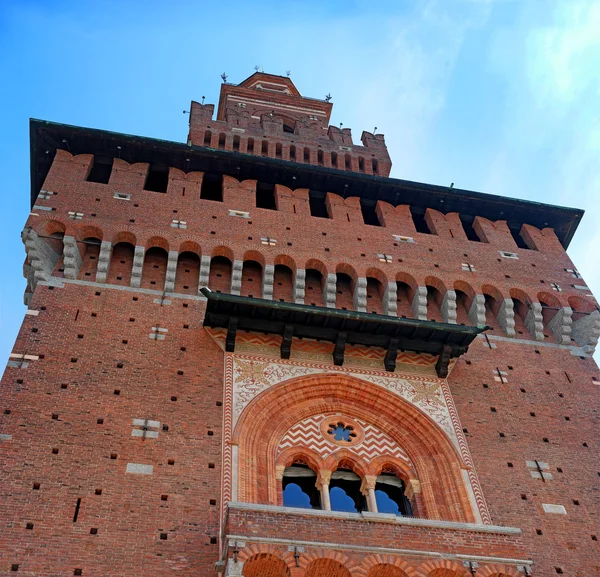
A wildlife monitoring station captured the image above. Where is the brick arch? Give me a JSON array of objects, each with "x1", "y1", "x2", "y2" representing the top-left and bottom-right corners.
[
  {"x1": 414, "y1": 559, "x2": 469, "y2": 577},
  {"x1": 112, "y1": 231, "x2": 137, "y2": 246},
  {"x1": 145, "y1": 235, "x2": 169, "y2": 251},
  {"x1": 366, "y1": 455, "x2": 417, "y2": 481},
  {"x1": 306, "y1": 258, "x2": 329, "y2": 277},
  {"x1": 509, "y1": 287, "x2": 533, "y2": 305},
  {"x1": 396, "y1": 271, "x2": 418, "y2": 291},
  {"x1": 568, "y1": 294, "x2": 597, "y2": 313},
  {"x1": 366, "y1": 267, "x2": 389, "y2": 285},
  {"x1": 243, "y1": 249, "x2": 266, "y2": 267},
  {"x1": 178, "y1": 240, "x2": 201, "y2": 255},
  {"x1": 233, "y1": 373, "x2": 475, "y2": 522},
  {"x1": 336, "y1": 262, "x2": 358, "y2": 282},
  {"x1": 274, "y1": 253, "x2": 297, "y2": 272},
  {"x1": 276, "y1": 446, "x2": 324, "y2": 473},
  {"x1": 424, "y1": 275, "x2": 448, "y2": 294},
  {"x1": 211, "y1": 245, "x2": 235, "y2": 261},
  {"x1": 74, "y1": 225, "x2": 103, "y2": 242},
  {"x1": 477, "y1": 565, "x2": 525, "y2": 577},
  {"x1": 358, "y1": 554, "x2": 414, "y2": 577},
  {"x1": 454, "y1": 280, "x2": 476, "y2": 301},
  {"x1": 242, "y1": 553, "x2": 290, "y2": 577},
  {"x1": 481, "y1": 283, "x2": 505, "y2": 302},
  {"x1": 323, "y1": 448, "x2": 369, "y2": 478},
  {"x1": 302, "y1": 552, "x2": 353, "y2": 576},
  {"x1": 41, "y1": 219, "x2": 67, "y2": 237}
]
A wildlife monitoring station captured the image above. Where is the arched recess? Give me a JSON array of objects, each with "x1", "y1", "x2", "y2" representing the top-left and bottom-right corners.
[
  {"x1": 425, "y1": 276, "x2": 446, "y2": 322},
  {"x1": 175, "y1": 251, "x2": 201, "y2": 294},
  {"x1": 78, "y1": 237, "x2": 102, "y2": 280},
  {"x1": 509, "y1": 288, "x2": 533, "y2": 338},
  {"x1": 366, "y1": 268, "x2": 387, "y2": 315},
  {"x1": 454, "y1": 281, "x2": 476, "y2": 326},
  {"x1": 242, "y1": 553, "x2": 290, "y2": 577},
  {"x1": 233, "y1": 374, "x2": 475, "y2": 523},
  {"x1": 107, "y1": 241, "x2": 135, "y2": 285},
  {"x1": 273, "y1": 264, "x2": 294, "y2": 302},
  {"x1": 43, "y1": 221, "x2": 66, "y2": 276},
  {"x1": 305, "y1": 259, "x2": 327, "y2": 307},
  {"x1": 537, "y1": 291, "x2": 562, "y2": 343},
  {"x1": 141, "y1": 246, "x2": 168, "y2": 289},
  {"x1": 336, "y1": 264, "x2": 357, "y2": 310},
  {"x1": 396, "y1": 272, "x2": 417, "y2": 319},
  {"x1": 367, "y1": 564, "x2": 410, "y2": 577},
  {"x1": 305, "y1": 558, "x2": 351, "y2": 577},
  {"x1": 241, "y1": 260, "x2": 263, "y2": 298},
  {"x1": 481, "y1": 284, "x2": 504, "y2": 333}
]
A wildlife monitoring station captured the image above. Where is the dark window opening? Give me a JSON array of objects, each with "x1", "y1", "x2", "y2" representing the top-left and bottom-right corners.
[
  {"x1": 203, "y1": 130, "x2": 212, "y2": 146},
  {"x1": 375, "y1": 474, "x2": 413, "y2": 516},
  {"x1": 344, "y1": 154, "x2": 351, "y2": 170},
  {"x1": 144, "y1": 165, "x2": 169, "y2": 193},
  {"x1": 358, "y1": 157, "x2": 365, "y2": 172},
  {"x1": 509, "y1": 225, "x2": 534, "y2": 250},
  {"x1": 276, "y1": 143, "x2": 282, "y2": 159},
  {"x1": 218, "y1": 133, "x2": 226, "y2": 149},
  {"x1": 303, "y1": 147, "x2": 310, "y2": 162},
  {"x1": 261, "y1": 140, "x2": 269, "y2": 155},
  {"x1": 371, "y1": 158, "x2": 379, "y2": 174},
  {"x1": 289, "y1": 145, "x2": 296, "y2": 160},
  {"x1": 360, "y1": 199, "x2": 380, "y2": 226},
  {"x1": 330, "y1": 468, "x2": 365, "y2": 513},
  {"x1": 87, "y1": 156, "x2": 112, "y2": 184},
  {"x1": 256, "y1": 182, "x2": 277, "y2": 210},
  {"x1": 233, "y1": 135, "x2": 240, "y2": 152},
  {"x1": 247, "y1": 138, "x2": 255, "y2": 153},
  {"x1": 459, "y1": 216, "x2": 485, "y2": 242},
  {"x1": 283, "y1": 123, "x2": 294, "y2": 134},
  {"x1": 410, "y1": 207, "x2": 433, "y2": 234},
  {"x1": 200, "y1": 173, "x2": 223, "y2": 202},
  {"x1": 309, "y1": 191, "x2": 329, "y2": 218},
  {"x1": 318, "y1": 149, "x2": 324, "y2": 166},
  {"x1": 331, "y1": 151, "x2": 338, "y2": 168},
  {"x1": 282, "y1": 464, "x2": 320, "y2": 509}
]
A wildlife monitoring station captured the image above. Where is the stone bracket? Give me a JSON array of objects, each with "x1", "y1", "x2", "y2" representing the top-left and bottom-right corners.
[
  {"x1": 226, "y1": 318, "x2": 239, "y2": 352},
  {"x1": 435, "y1": 344, "x2": 452, "y2": 378},
  {"x1": 333, "y1": 331, "x2": 347, "y2": 366},
  {"x1": 384, "y1": 338, "x2": 399, "y2": 372},
  {"x1": 280, "y1": 325, "x2": 294, "y2": 359}
]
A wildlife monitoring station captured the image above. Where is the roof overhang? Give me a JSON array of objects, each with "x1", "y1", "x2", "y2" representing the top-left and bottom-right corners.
[
  {"x1": 200, "y1": 288, "x2": 488, "y2": 378},
  {"x1": 30, "y1": 119, "x2": 584, "y2": 248}
]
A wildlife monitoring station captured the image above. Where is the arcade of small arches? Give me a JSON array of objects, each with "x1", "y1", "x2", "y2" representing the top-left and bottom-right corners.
[
  {"x1": 228, "y1": 547, "x2": 528, "y2": 577},
  {"x1": 23, "y1": 219, "x2": 599, "y2": 352}
]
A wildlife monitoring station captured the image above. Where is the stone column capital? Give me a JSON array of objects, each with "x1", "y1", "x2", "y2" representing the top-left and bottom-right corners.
[
  {"x1": 360, "y1": 474, "x2": 378, "y2": 494},
  {"x1": 404, "y1": 479, "x2": 421, "y2": 500},
  {"x1": 316, "y1": 470, "x2": 331, "y2": 488}
]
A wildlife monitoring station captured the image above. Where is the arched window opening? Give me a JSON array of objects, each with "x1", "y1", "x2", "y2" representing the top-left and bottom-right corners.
[
  {"x1": 243, "y1": 554, "x2": 291, "y2": 577},
  {"x1": 107, "y1": 242, "x2": 134, "y2": 285},
  {"x1": 317, "y1": 149, "x2": 324, "y2": 166},
  {"x1": 305, "y1": 268, "x2": 324, "y2": 306},
  {"x1": 247, "y1": 138, "x2": 255, "y2": 154},
  {"x1": 396, "y1": 281, "x2": 414, "y2": 318},
  {"x1": 410, "y1": 207, "x2": 433, "y2": 234},
  {"x1": 241, "y1": 260, "x2": 263, "y2": 298},
  {"x1": 218, "y1": 133, "x2": 226, "y2": 149},
  {"x1": 208, "y1": 256, "x2": 232, "y2": 293},
  {"x1": 344, "y1": 154, "x2": 351, "y2": 170},
  {"x1": 203, "y1": 130, "x2": 212, "y2": 147},
  {"x1": 200, "y1": 173, "x2": 223, "y2": 202},
  {"x1": 336, "y1": 273, "x2": 354, "y2": 310},
  {"x1": 232, "y1": 135, "x2": 240, "y2": 152},
  {"x1": 256, "y1": 182, "x2": 277, "y2": 210},
  {"x1": 303, "y1": 147, "x2": 310, "y2": 162},
  {"x1": 366, "y1": 277, "x2": 384, "y2": 314},
  {"x1": 282, "y1": 464, "x2": 320, "y2": 509},
  {"x1": 455, "y1": 289, "x2": 472, "y2": 325},
  {"x1": 375, "y1": 473, "x2": 412, "y2": 516},
  {"x1": 144, "y1": 165, "x2": 169, "y2": 193},
  {"x1": 358, "y1": 157, "x2": 365, "y2": 172},
  {"x1": 273, "y1": 264, "x2": 294, "y2": 302},
  {"x1": 86, "y1": 156, "x2": 112, "y2": 184},
  {"x1": 330, "y1": 468, "x2": 365, "y2": 513},
  {"x1": 261, "y1": 140, "x2": 269, "y2": 155},
  {"x1": 175, "y1": 251, "x2": 200, "y2": 294},
  {"x1": 460, "y1": 215, "x2": 485, "y2": 242},
  {"x1": 426, "y1": 285, "x2": 444, "y2": 322},
  {"x1": 308, "y1": 190, "x2": 329, "y2": 218},
  {"x1": 48, "y1": 232, "x2": 65, "y2": 276},
  {"x1": 512, "y1": 298, "x2": 530, "y2": 337},
  {"x1": 331, "y1": 151, "x2": 338, "y2": 168},
  {"x1": 360, "y1": 199, "x2": 381, "y2": 226},
  {"x1": 78, "y1": 237, "x2": 101, "y2": 280},
  {"x1": 483, "y1": 294, "x2": 502, "y2": 332},
  {"x1": 141, "y1": 247, "x2": 168, "y2": 290},
  {"x1": 283, "y1": 123, "x2": 294, "y2": 134},
  {"x1": 371, "y1": 158, "x2": 379, "y2": 175},
  {"x1": 289, "y1": 145, "x2": 296, "y2": 160},
  {"x1": 275, "y1": 142, "x2": 282, "y2": 159}
]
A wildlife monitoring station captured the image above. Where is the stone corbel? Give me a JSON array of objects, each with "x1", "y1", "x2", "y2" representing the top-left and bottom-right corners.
[
  {"x1": 547, "y1": 306, "x2": 573, "y2": 345},
  {"x1": 412, "y1": 286, "x2": 428, "y2": 320},
  {"x1": 230, "y1": 260, "x2": 243, "y2": 295},
  {"x1": 469, "y1": 294, "x2": 487, "y2": 326},
  {"x1": 95, "y1": 241, "x2": 112, "y2": 283},
  {"x1": 62, "y1": 235, "x2": 82, "y2": 279},
  {"x1": 262, "y1": 264, "x2": 274, "y2": 300},
  {"x1": 383, "y1": 282, "x2": 398, "y2": 316},
  {"x1": 441, "y1": 289, "x2": 457, "y2": 324},
  {"x1": 198, "y1": 255, "x2": 211, "y2": 290},
  {"x1": 130, "y1": 246, "x2": 145, "y2": 288},
  {"x1": 293, "y1": 268, "x2": 306, "y2": 304},
  {"x1": 525, "y1": 302, "x2": 544, "y2": 341},
  {"x1": 497, "y1": 298, "x2": 515, "y2": 337},
  {"x1": 164, "y1": 250, "x2": 178, "y2": 292},
  {"x1": 353, "y1": 277, "x2": 367, "y2": 312},
  {"x1": 324, "y1": 273, "x2": 337, "y2": 308}
]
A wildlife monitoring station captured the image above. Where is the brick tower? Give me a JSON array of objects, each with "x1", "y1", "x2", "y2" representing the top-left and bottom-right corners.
[{"x1": 1, "y1": 72, "x2": 599, "y2": 577}]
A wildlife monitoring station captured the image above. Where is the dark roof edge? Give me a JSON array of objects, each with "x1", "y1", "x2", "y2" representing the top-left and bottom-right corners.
[{"x1": 29, "y1": 119, "x2": 584, "y2": 248}]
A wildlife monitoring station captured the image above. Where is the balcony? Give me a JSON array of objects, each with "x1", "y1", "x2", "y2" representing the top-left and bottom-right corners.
[{"x1": 221, "y1": 502, "x2": 532, "y2": 576}]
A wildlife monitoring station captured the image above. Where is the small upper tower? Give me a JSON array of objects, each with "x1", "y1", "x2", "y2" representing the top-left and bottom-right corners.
[{"x1": 187, "y1": 72, "x2": 392, "y2": 177}]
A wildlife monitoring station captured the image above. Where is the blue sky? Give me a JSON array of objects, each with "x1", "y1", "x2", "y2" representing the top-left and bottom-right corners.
[{"x1": 1, "y1": 0, "x2": 599, "y2": 364}]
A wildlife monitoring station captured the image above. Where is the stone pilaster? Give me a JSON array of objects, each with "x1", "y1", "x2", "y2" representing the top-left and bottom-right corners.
[
  {"x1": 95, "y1": 241, "x2": 112, "y2": 283},
  {"x1": 164, "y1": 250, "x2": 178, "y2": 292},
  {"x1": 383, "y1": 282, "x2": 397, "y2": 317},
  {"x1": 130, "y1": 246, "x2": 145, "y2": 288},
  {"x1": 412, "y1": 286, "x2": 428, "y2": 320},
  {"x1": 262, "y1": 264, "x2": 274, "y2": 300},
  {"x1": 353, "y1": 277, "x2": 367, "y2": 312},
  {"x1": 441, "y1": 289, "x2": 457, "y2": 324},
  {"x1": 230, "y1": 260, "x2": 243, "y2": 295},
  {"x1": 293, "y1": 268, "x2": 306, "y2": 304}
]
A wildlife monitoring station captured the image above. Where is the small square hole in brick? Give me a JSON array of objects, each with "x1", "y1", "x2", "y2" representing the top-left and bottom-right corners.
[
  {"x1": 16, "y1": 379, "x2": 23, "y2": 384},
  {"x1": 122, "y1": 340, "x2": 128, "y2": 344},
  {"x1": 564, "y1": 416, "x2": 570, "y2": 421},
  {"x1": 573, "y1": 499, "x2": 580, "y2": 505},
  {"x1": 180, "y1": 347, "x2": 186, "y2": 351},
  {"x1": 520, "y1": 388, "x2": 526, "y2": 393},
  {"x1": 91, "y1": 312, "x2": 97, "y2": 317},
  {"x1": 208, "y1": 463, "x2": 215, "y2": 469},
  {"x1": 161, "y1": 495, "x2": 168, "y2": 501},
  {"x1": 583, "y1": 442, "x2": 588, "y2": 447},
  {"x1": 499, "y1": 433, "x2": 505, "y2": 438},
  {"x1": 33, "y1": 483, "x2": 40, "y2": 490},
  {"x1": 210, "y1": 537, "x2": 217, "y2": 544},
  {"x1": 11, "y1": 564, "x2": 19, "y2": 571},
  {"x1": 507, "y1": 462, "x2": 513, "y2": 468},
  {"x1": 543, "y1": 437, "x2": 549, "y2": 443},
  {"x1": 4, "y1": 409, "x2": 10, "y2": 415},
  {"x1": 150, "y1": 281, "x2": 156, "y2": 285},
  {"x1": 183, "y1": 324, "x2": 189, "y2": 329},
  {"x1": 116, "y1": 363, "x2": 123, "y2": 368},
  {"x1": 183, "y1": 303, "x2": 188, "y2": 308},
  {"x1": 97, "y1": 418, "x2": 104, "y2": 425},
  {"x1": 48, "y1": 286, "x2": 54, "y2": 290},
  {"x1": 110, "y1": 453, "x2": 117, "y2": 459},
  {"x1": 52, "y1": 413, "x2": 59, "y2": 420},
  {"x1": 171, "y1": 396, "x2": 177, "y2": 402},
  {"x1": 133, "y1": 297, "x2": 138, "y2": 301},
  {"x1": 216, "y1": 401, "x2": 222, "y2": 407},
  {"x1": 490, "y1": 407, "x2": 497, "y2": 412},
  {"x1": 70, "y1": 358, "x2": 77, "y2": 363},
  {"x1": 546, "y1": 370, "x2": 551, "y2": 375},
  {"x1": 52, "y1": 448, "x2": 59, "y2": 454},
  {"x1": 31, "y1": 327, "x2": 38, "y2": 333},
  {"x1": 483, "y1": 383, "x2": 489, "y2": 388},
  {"x1": 95, "y1": 489, "x2": 102, "y2": 495},
  {"x1": 207, "y1": 430, "x2": 214, "y2": 436},
  {"x1": 168, "y1": 459, "x2": 175, "y2": 465},
  {"x1": 160, "y1": 533, "x2": 168, "y2": 540},
  {"x1": 162, "y1": 424, "x2": 169, "y2": 431},
  {"x1": 210, "y1": 499, "x2": 217, "y2": 505},
  {"x1": 592, "y1": 535, "x2": 598, "y2": 541},
  {"x1": 558, "y1": 393, "x2": 564, "y2": 398},
  {"x1": 521, "y1": 494, "x2": 527, "y2": 500},
  {"x1": 114, "y1": 389, "x2": 120, "y2": 395},
  {"x1": 74, "y1": 570, "x2": 82, "y2": 576},
  {"x1": 90, "y1": 528, "x2": 98, "y2": 535},
  {"x1": 530, "y1": 412, "x2": 536, "y2": 417},
  {"x1": 129, "y1": 318, "x2": 135, "y2": 322},
  {"x1": 95, "y1": 291, "x2": 101, "y2": 296},
  {"x1": 536, "y1": 529, "x2": 543, "y2": 536},
  {"x1": 555, "y1": 569, "x2": 563, "y2": 574},
  {"x1": 177, "y1": 370, "x2": 184, "y2": 375},
  {"x1": 26, "y1": 522, "x2": 34, "y2": 530}
]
